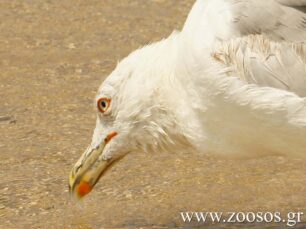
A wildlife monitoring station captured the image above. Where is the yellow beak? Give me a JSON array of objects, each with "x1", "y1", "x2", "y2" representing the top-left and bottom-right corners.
[
  {"x1": 69, "y1": 131, "x2": 120, "y2": 199},
  {"x1": 69, "y1": 141, "x2": 112, "y2": 199}
]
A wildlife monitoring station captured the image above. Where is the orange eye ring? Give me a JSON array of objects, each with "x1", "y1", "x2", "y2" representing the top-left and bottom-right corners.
[{"x1": 97, "y1": 97, "x2": 111, "y2": 113}]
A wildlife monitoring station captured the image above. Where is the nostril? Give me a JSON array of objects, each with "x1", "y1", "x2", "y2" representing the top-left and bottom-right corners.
[{"x1": 75, "y1": 164, "x2": 82, "y2": 174}]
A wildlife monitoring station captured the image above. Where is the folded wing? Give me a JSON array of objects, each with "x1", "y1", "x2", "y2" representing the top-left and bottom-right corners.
[
  {"x1": 182, "y1": 0, "x2": 306, "y2": 50},
  {"x1": 213, "y1": 35, "x2": 306, "y2": 97},
  {"x1": 277, "y1": 0, "x2": 306, "y2": 7}
]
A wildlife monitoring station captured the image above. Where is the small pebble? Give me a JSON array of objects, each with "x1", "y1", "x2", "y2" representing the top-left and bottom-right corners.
[{"x1": 67, "y1": 43, "x2": 76, "y2": 49}]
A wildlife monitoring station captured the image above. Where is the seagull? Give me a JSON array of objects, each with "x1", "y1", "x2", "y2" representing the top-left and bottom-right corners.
[{"x1": 69, "y1": 0, "x2": 306, "y2": 199}]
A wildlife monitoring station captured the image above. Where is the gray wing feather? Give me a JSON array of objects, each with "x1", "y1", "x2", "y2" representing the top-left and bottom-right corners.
[
  {"x1": 213, "y1": 35, "x2": 306, "y2": 97},
  {"x1": 182, "y1": 0, "x2": 306, "y2": 45},
  {"x1": 277, "y1": 0, "x2": 306, "y2": 6},
  {"x1": 230, "y1": 0, "x2": 306, "y2": 42}
]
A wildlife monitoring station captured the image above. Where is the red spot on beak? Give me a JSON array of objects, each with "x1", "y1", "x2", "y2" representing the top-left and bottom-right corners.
[
  {"x1": 104, "y1": 131, "x2": 118, "y2": 144},
  {"x1": 77, "y1": 181, "x2": 92, "y2": 198}
]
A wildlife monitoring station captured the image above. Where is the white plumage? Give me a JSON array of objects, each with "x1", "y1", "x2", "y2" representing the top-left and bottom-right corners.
[{"x1": 69, "y1": 0, "x2": 306, "y2": 198}]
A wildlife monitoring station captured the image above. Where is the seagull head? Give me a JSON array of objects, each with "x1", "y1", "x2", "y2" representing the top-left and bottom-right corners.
[{"x1": 68, "y1": 36, "x2": 186, "y2": 199}]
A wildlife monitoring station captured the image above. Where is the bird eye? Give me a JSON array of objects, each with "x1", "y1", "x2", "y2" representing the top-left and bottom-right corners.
[{"x1": 97, "y1": 97, "x2": 111, "y2": 113}]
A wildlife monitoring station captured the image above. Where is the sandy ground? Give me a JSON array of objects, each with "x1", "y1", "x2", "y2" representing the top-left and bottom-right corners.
[{"x1": 0, "y1": 0, "x2": 306, "y2": 228}]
